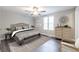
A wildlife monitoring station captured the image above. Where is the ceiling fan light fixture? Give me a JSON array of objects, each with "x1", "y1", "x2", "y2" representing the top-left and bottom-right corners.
[
  {"x1": 32, "y1": 11, "x2": 39, "y2": 15},
  {"x1": 24, "y1": 6, "x2": 45, "y2": 16},
  {"x1": 33, "y1": 7, "x2": 38, "y2": 11}
]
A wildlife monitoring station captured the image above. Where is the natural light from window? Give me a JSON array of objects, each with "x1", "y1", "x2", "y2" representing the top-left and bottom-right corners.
[{"x1": 43, "y1": 16, "x2": 54, "y2": 30}]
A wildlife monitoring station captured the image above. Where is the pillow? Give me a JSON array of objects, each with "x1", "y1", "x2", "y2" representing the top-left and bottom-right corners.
[
  {"x1": 16, "y1": 26, "x2": 22, "y2": 30},
  {"x1": 22, "y1": 26, "x2": 25, "y2": 29},
  {"x1": 10, "y1": 25, "x2": 16, "y2": 32},
  {"x1": 22, "y1": 26, "x2": 29, "y2": 29},
  {"x1": 10, "y1": 27, "x2": 16, "y2": 32},
  {"x1": 29, "y1": 25, "x2": 35, "y2": 29}
]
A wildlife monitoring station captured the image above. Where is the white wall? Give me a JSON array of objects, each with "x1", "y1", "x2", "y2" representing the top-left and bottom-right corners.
[
  {"x1": 75, "y1": 7, "x2": 79, "y2": 48},
  {"x1": 54, "y1": 9, "x2": 75, "y2": 28},
  {"x1": 34, "y1": 9, "x2": 75, "y2": 37},
  {"x1": 75, "y1": 7, "x2": 79, "y2": 40},
  {"x1": 0, "y1": 7, "x2": 34, "y2": 29}
]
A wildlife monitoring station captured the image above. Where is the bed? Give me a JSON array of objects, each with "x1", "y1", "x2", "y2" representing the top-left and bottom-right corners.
[{"x1": 10, "y1": 23, "x2": 41, "y2": 45}]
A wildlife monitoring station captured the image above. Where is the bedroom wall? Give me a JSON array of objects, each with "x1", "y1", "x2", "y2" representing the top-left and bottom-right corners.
[
  {"x1": 75, "y1": 7, "x2": 79, "y2": 40},
  {"x1": 54, "y1": 9, "x2": 75, "y2": 28},
  {"x1": 0, "y1": 7, "x2": 34, "y2": 29},
  {"x1": 75, "y1": 7, "x2": 79, "y2": 48},
  {"x1": 34, "y1": 8, "x2": 75, "y2": 37}
]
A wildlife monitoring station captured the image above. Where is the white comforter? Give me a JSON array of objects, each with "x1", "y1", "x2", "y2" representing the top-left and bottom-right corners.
[{"x1": 12, "y1": 29, "x2": 40, "y2": 41}]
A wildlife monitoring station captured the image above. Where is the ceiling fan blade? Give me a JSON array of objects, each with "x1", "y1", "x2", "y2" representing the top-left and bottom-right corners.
[
  {"x1": 41, "y1": 11, "x2": 46, "y2": 12},
  {"x1": 25, "y1": 10, "x2": 30, "y2": 12}
]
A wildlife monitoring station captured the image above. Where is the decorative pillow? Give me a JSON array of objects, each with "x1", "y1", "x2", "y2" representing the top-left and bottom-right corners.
[
  {"x1": 29, "y1": 25, "x2": 35, "y2": 29},
  {"x1": 22, "y1": 26, "x2": 29, "y2": 29},
  {"x1": 16, "y1": 26, "x2": 22, "y2": 30},
  {"x1": 10, "y1": 27, "x2": 16, "y2": 32},
  {"x1": 22, "y1": 26, "x2": 25, "y2": 29}
]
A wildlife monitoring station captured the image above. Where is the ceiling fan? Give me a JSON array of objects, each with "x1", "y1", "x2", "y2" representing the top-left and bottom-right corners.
[{"x1": 25, "y1": 6, "x2": 46, "y2": 16}]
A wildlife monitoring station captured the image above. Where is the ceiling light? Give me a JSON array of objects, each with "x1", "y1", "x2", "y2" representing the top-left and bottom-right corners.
[{"x1": 24, "y1": 6, "x2": 46, "y2": 16}]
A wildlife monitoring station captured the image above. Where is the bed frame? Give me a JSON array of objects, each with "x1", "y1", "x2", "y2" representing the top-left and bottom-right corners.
[{"x1": 10, "y1": 23, "x2": 41, "y2": 45}]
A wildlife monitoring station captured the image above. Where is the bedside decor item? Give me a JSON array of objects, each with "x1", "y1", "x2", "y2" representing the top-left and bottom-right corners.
[{"x1": 64, "y1": 25, "x2": 71, "y2": 28}]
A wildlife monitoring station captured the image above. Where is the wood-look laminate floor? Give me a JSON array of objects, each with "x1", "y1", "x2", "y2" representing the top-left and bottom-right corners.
[{"x1": 32, "y1": 38, "x2": 61, "y2": 52}]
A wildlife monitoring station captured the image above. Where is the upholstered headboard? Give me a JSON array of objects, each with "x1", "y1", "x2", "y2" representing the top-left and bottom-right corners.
[{"x1": 10, "y1": 23, "x2": 29, "y2": 32}]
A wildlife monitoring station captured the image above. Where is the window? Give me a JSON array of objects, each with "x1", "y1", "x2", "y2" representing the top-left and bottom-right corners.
[
  {"x1": 43, "y1": 16, "x2": 54, "y2": 30},
  {"x1": 43, "y1": 17, "x2": 48, "y2": 30}
]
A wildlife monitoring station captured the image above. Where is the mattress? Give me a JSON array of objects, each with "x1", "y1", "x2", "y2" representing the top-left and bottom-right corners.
[{"x1": 14, "y1": 29, "x2": 40, "y2": 41}]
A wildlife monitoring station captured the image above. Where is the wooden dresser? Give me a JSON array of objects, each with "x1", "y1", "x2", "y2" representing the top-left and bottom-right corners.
[{"x1": 55, "y1": 27, "x2": 74, "y2": 42}]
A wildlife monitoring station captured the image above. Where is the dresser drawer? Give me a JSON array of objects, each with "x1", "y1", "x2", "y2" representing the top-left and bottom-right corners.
[{"x1": 55, "y1": 27, "x2": 74, "y2": 41}]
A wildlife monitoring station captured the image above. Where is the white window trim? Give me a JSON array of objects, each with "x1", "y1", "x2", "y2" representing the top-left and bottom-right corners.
[{"x1": 43, "y1": 15, "x2": 54, "y2": 30}]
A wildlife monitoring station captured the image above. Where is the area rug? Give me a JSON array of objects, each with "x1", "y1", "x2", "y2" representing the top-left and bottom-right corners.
[{"x1": 0, "y1": 40, "x2": 10, "y2": 52}]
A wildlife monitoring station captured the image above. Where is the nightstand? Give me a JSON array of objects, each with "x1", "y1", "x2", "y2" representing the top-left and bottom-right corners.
[
  {"x1": 0, "y1": 30, "x2": 8, "y2": 44},
  {"x1": 0, "y1": 30, "x2": 11, "y2": 40},
  {"x1": 5, "y1": 32, "x2": 12, "y2": 40}
]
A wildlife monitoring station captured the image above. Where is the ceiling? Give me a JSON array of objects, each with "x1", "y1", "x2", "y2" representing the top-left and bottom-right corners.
[{"x1": 1, "y1": 6, "x2": 75, "y2": 16}]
